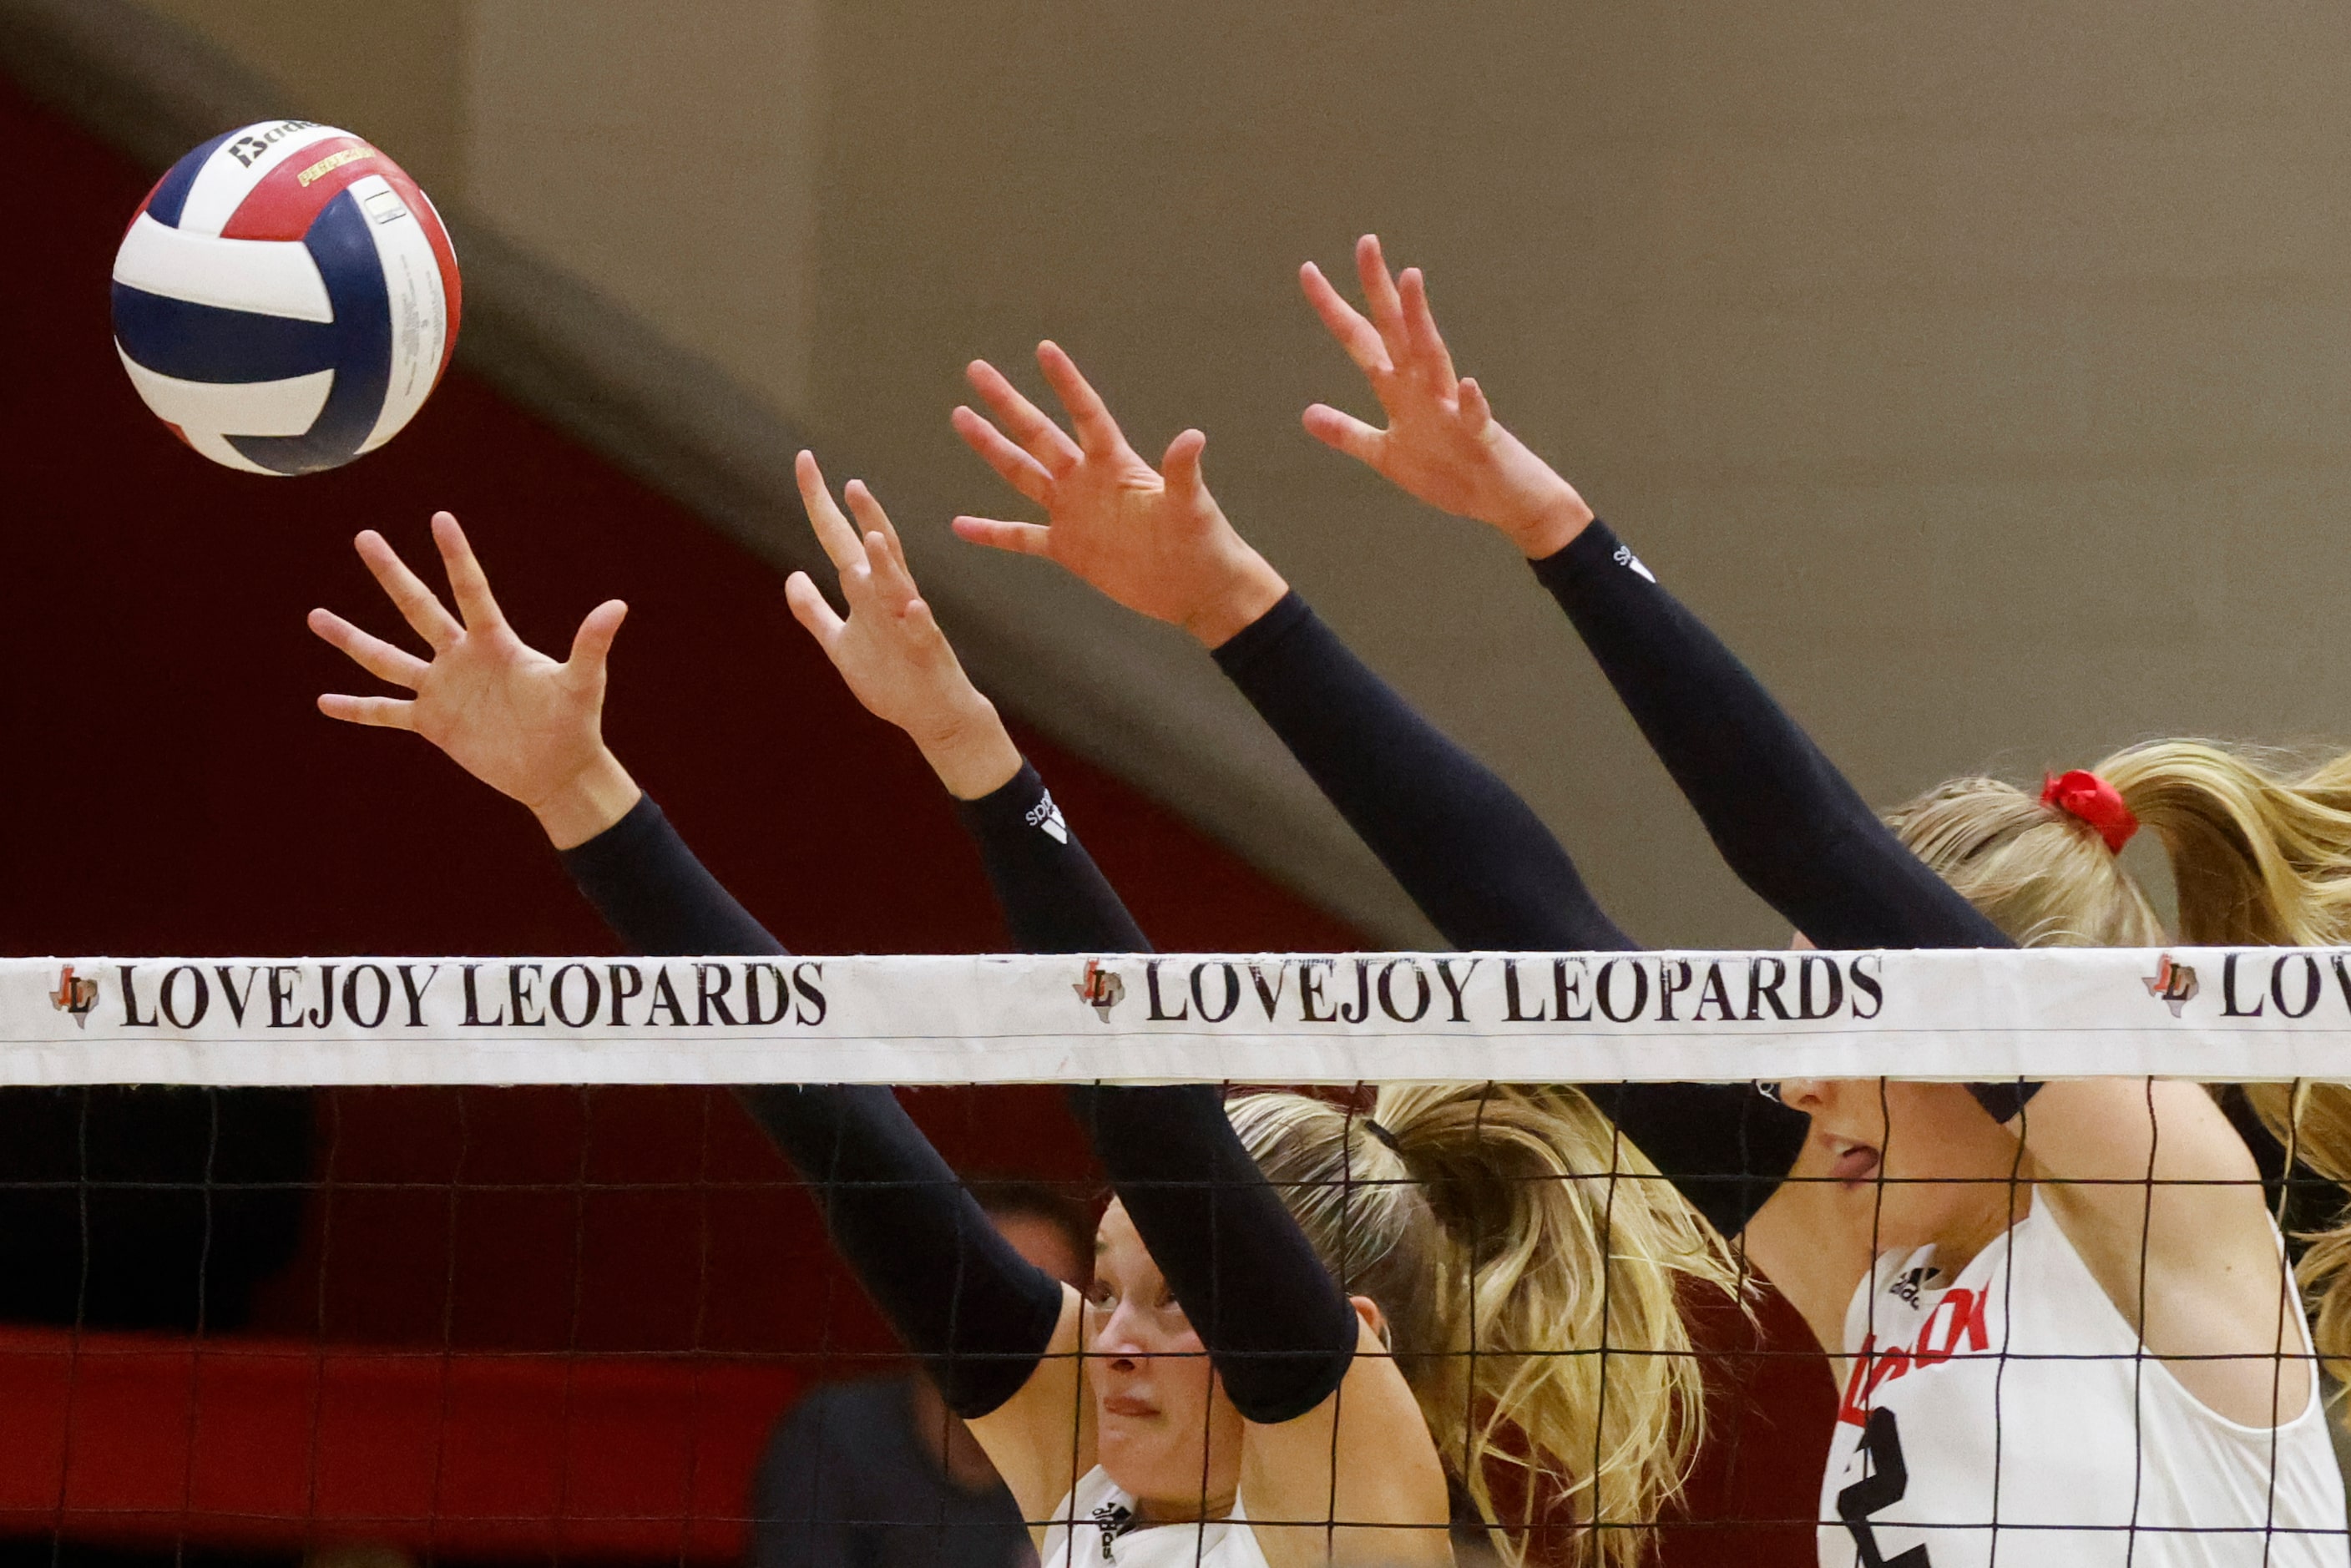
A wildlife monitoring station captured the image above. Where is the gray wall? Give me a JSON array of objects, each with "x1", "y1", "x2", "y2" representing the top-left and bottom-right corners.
[{"x1": 109, "y1": 2, "x2": 2351, "y2": 944}]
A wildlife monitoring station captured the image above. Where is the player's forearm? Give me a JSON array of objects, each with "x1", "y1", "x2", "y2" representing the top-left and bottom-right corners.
[
  {"x1": 560, "y1": 801, "x2": 1061, "y2": 1419},
  {"x1": 1531, "y1": 520, "x2": 2008, "y2": 952},
  {"x1": 560, "y1": 792, "x2": 786, "y2": 957},
  {"x1": 1531, "y1": 523, "x2": 2035, "y2": 1123},
  {"x1": 1204, "y1": 590, "x2": 1817, "y2": 1228},
  {"x1": 736, "y1": 1081, "x2": 1067, "y2": 1419},
  {"x1": 1072, "y1": 1081, "x2": 1364, "y2": 1425},
  {"x1": 949, "y1": 756, "x2": 1359, "y2": 1417},
  {"x1": 952, "y1": 761, "x2": 1150, "y2": 953},
  {"x1": 1211, "y1": 589, "x2": 1633, "y2": 953}
]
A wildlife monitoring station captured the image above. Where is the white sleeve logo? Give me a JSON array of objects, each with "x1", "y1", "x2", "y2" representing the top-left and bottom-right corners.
[
  {"x1": 1613, "y1": 544, "x2": 1657, "y2": 584},
  {"x1": 1026, "y1": 792, "x2": 1070, "y2": 844}
]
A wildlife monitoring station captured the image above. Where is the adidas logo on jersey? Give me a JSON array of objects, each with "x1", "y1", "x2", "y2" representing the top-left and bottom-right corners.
[
  {"x1": 1027, "y1": 791, "x2": 1069, "y2": 843},
  {"x1": 1887, "y1": 1263, "x2": 1939, "y2": 1308},
  {"x1": 1092, "y1": 1500, "x2": 1136, "y2": 1559}
]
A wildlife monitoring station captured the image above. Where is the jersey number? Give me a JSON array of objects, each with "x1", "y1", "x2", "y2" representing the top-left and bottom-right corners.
[{"x1": 1836, "y1": 1407, "x2": 1930, "y2": 1568}]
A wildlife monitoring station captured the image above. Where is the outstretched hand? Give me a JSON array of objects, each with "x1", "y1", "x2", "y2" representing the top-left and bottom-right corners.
[
  {"x1": 784, "y1": 452, "x2": 1021, "y2": 801},
  {"x1": 950, "y1": 341, "x2": 1288, "y2": 647},
  {"x1": 1301, "y1": 234, "x2": 1594, "y2": 559},
  {"x1": 308, "y1": 513, "x2": 640, "y2": 849}
]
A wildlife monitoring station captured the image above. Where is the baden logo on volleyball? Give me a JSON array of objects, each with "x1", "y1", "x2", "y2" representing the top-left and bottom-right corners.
[
  {"x1": 225, "y1": 119, "x2": 316, "y2": 166},
  {"x1": 110, "y1": 121, "x2": 462, "y2": 475}
]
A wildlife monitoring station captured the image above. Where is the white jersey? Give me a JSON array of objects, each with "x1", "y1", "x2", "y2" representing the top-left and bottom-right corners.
[
  {"x1": 1822, "y1": 1195, "x2": 2348, "y2": 1567},
  {"x1": 1040, "y1": 1468, "x2": 1270, "y2": 1568}
]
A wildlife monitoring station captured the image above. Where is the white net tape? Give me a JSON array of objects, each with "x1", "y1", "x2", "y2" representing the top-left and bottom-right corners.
[{"x1": 9, "y1": 945, "x2": 2348, "y2": 1084}]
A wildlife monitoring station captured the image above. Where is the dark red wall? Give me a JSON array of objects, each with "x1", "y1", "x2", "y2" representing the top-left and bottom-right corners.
[{"x1": 0, "y1": 71, "x2": 1828, "y2": 1565}]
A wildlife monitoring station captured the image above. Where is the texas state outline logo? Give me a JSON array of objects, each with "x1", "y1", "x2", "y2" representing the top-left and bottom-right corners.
[
  {"x1": 1072, "y1": 958, "x2": 1124, "y2": 1021},
  {"x1": 2143, "y1": 953, "x2": 2198, "y2": 1017}
]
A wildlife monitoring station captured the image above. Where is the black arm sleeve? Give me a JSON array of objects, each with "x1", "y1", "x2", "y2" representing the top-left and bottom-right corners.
[
  {"x1": 1590, "y1": 1083, "x2": 1810, "y2": 1239},
  {"x1": 1532, "y1": 524, "x2": 2034, "y2": 1121},
  {"x1": 1529, "y1": 523, "x2": 2010, "y2": 953},
  {"x1": 731, "y1": 1083, "x2": 1067, "y2": 1419},
  {"x1": 1065, "y1": 1082, "x2": 1363, "y2": 1424},
  {"x1": 564, "y1": 793, "x2": 787, "y2": 958},
  {"x1": 948, "y1": 763, "x2": 1150, "y2": 954},
  {"x1": 1212, "y1": 592, "x2": 1632, "y2": 953},
  {"x1": 559, "y1": 795, "x2": 1065, "y2": 1419},
  {"x1": 953, "y1": 765, "x2": 1362, "y2": 1424},
  {"x1": 1204, "y1": 594, "x2": 1811, "y2": 1233}
]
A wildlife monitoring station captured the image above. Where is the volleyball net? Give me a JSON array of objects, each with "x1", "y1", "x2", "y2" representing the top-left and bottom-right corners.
[{"x1": 3, "y1": 947, "x2": 2348, "y2": 1567}]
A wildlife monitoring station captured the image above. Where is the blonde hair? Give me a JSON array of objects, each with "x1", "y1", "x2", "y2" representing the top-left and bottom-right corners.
[
  {"x1": 1883, "y1": 739, "x2": 2351, "y2": 1377},
  {"x1": 1225, "y1": 1083, "x2": 1742, "y2": 1568}
]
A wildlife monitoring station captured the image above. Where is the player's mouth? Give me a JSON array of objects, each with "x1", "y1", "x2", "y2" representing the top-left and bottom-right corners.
[
  {"x1": 1829, "y1": 1141, "x2": 1881, "y2": 1186},
  {"x1": 1100, "y1": 1393, "x2": 1159, "y2": 1419}
]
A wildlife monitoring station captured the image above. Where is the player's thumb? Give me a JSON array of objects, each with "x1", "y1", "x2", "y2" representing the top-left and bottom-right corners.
[
  {"x1": 1163, "y1": 428, "x2": 1209, "y2": 503},
  {"x1": 784, "y1": 571, "x2": 847, "y2": 650},
  {"x1": 569, "y1": 599, "x2": 629, "y2": 678}
]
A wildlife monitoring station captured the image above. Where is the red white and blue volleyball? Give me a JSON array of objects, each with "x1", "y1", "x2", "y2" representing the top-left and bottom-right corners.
[{"x1": 110, "y1": 121, "x2": 462, "y2": 475}]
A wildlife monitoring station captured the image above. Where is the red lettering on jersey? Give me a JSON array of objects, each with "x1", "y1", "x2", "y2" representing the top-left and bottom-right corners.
[
  {"x1": 1913, "y1": 1288, "x2": 1990, "y2": 1367},
  {"x1": 1839, "y1": 1335, "x2": 1912, "y2": 1424},
  {"x1": 1838, "y1": 1288, "x2": 1992, "y2": 1424}
]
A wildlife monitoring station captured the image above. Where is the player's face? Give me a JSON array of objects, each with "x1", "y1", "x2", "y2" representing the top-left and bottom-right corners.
[
  {"x1": 1084, "y1": 1201, "x2": 1246, "y2": 1518},
  {"x1": 1775, "y1": 1078, "x2": 2026, "y2": 1255}
]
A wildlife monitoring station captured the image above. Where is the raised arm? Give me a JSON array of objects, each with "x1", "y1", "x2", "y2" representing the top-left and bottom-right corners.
[
  {"x1": 1297, "y1": 247, "x2": 2313, "y2": 1389},
  {"x1": 791, "y1": 461, "x2": 1445, "y2": 1555},
  {"x1": 949, "y1": 344, "x2": 1809, "y2": 1234},
  {"x1": 1534, "y1": 527, "x2": 2011, "y2": 950},
  {"x1": 306, "y1": 509, "x2": 1071, "y2": 1486},
  {"x1": 785, "y1": 458, "x2": 1368, "y2": 1412},
  {"x1": 1299, "y1": 235, "x2": 2009, "y2": 955},
  {"x1": 303, "y1": 491, "x2": 1372, "y2": 1520},
  {"x1": 951, "y1": 342, "x2": 1629, "y2": 953}
]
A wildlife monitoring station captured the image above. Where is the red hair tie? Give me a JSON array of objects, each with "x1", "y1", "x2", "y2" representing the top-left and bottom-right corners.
[{"x1": 2040, "y1": 770, "x2": 2138, "y2": 853}]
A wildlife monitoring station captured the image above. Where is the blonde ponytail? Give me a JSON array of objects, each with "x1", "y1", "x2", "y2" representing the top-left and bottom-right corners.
[
  {"x1": 1884, "y1": 739, "x2": 2351, "y2": 1379},
  {"x1": 1878, "y1": 776, "x2": 2161, "y2": 948},
  {"x1": 1227, "y1": 1085, "x2": 1742, "y2": 1568},
  {"x1": 2100, "y1": 741, "x2": 2351, "y2": 948}
]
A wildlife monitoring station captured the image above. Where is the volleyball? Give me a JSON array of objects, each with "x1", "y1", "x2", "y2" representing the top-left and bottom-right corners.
[{"x1": 110, "y1": 120, "x2": 461, "y2": 475}]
